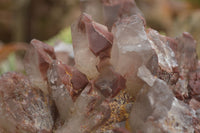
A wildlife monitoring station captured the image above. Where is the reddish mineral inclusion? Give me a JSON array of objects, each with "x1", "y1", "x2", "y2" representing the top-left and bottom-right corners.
[{"x1": 0, "y1": 0, "x2": 200, "y2": 133}]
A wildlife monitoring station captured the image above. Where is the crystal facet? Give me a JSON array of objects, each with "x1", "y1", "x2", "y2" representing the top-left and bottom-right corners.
[{"x1": 111, "y1": 15, "x2": 155, "y2": 96}]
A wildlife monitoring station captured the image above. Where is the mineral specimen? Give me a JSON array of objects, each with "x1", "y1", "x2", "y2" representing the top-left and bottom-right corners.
[
  {"x1": 0, "y1": 72, "x2": 54, "y2": 133},
  {"x1": 71, "y1": 13, "x2": 113, "y2": 79},
  {"x1": 147, "y1": 29, "x2": 178, "y2": 73},
  {"x1": 55, "y1": 83, "x2": 111, "y2": 133},
  {"x1": 130, "y1": 65, "x2": 200, "y2": 133},
  {"x1": 110, "y1": 15, "x2": 155, "y2": 96},
  {"x1": 102, "y1": 0, "x2": 144, "y2": 30},
  {"x1": 0, "y1": 0, "x2": 200, "y2": 133},
  {"x1": 47, "y1": 60, "x2": 88, "y2": 120},
  {"x1": 24, "y1": 39, "x2": 56, "y2": 94}
]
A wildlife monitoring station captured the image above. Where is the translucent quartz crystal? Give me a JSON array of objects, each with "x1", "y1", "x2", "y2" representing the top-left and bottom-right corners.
[
  {"x1": 130, "y1": 66, "x2": 199, "y2": 133},
  {"x1": 71, "y1": 14, "x2": 99, "y2": 79},
  {"x1": 47, "y1": 61, "x2": 74, "y2": 120},
  {"x1": 147, "y1": 29, "x2": 178, "y2": 73},
  {"x1": 137, "y1": 65, "x2": 156, "y2": 87},
  {"x1": 94, "y1": 66, "x2": 126, "y2": 98},
  {"x1": 81, "y1": 0, "x2": 144, "y2": 31},
  {"x1": 147, "y1": 29, "x2": 198, "y2": 99},
  {"x1": 175, "y1": 32, "x2": 197, "y2": 74},
  {"x1": 47, "y1": 60, "x2": 88, "y2": 121},
  {"x1": 24, "y1": 39, "x2": 56, "y2": 94},
  {"x1": 159, "y1": 99, "x2": 199, "y2": 133},
  {"x1": 0, "y1": 72, "x2": 54, "y2": 133},
  {"x1": 55, "y1": 84, "x2": 110, "y2": 133},
  {"x1": 71, "y1": 13, "x2": 113, "y2": 79},
  {"x1": 102, "y1": 0, "x2": 144, "y2": 31},
  {"x1": 111, "y1": 15, "x2": 155, "y2": 96},
  {"x1": 172, "y1": 33, "x2": 198, "y2": 99}
]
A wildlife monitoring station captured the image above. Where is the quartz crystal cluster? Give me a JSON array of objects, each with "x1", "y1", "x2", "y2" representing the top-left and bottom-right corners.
[{"x1": 0, "y1": 0, "x2": 200, "y2": 133}]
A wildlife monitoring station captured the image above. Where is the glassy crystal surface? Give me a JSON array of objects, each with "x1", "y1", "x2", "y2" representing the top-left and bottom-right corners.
[
  {"x1": 94, "y1": 66, "x2": 126, "y2": 98},
  {"x1": 172, "y1": 33, "x2": 198, "y2": 100},
  {"x1": 47, "y1": 60, "x2": 74, "y2": 120},
  {"x1": 24, "y1": 39, "x2": 56, "y2": 94},
  {"x1": 175, "y1": 32, "x2": 198, "y2": 74},
  {"x1": 147, "y1": 29, "x2": 178, "y2": 73},
  {"x1": 102, "y1": 0, "x2": 144, "y2": 30},
  {"x1": 71, "y1": 13, "x2": 113, "y2": 79},
  {"x1": 71, "y1": 14, "x2": 100, "y2": 79},
  {"x1": 0, "y1": 1, "x2": 200, "y2": 132},
  {"x1": 55, "y1": 83, "x2": 110, "y2": 133},
  {"x1": 130, "y1": 66, "x2": 200, "y2": 133},
  {"x1": 111, "y1": 15, "x2": 155, "y2": 96}
]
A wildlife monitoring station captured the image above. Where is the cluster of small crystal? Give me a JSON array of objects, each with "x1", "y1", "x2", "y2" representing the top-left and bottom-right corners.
[{"x1": 0, "y1": 0, "x2": 200, "y2": 133}]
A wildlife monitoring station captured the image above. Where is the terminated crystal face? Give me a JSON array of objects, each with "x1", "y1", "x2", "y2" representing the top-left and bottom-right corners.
[
  {"x1": 0, "y1": 72, "x2": 54, "y2": 133},
  {"x1": 47, "y1": 60, "x2": 89, "y2": 120},
  {"x1": 174, "y1": 32, "x2": 197, "y2": 74},
  {"x1": 24, "y1": 39, "x2": 56, "y2": 94},
  {"x1": 47, "y1": 61, "x2": 74, "y2": 120},
  {"x1": 147, "y1": 29, "x2": 178, "y2": 73},
  {"x1": 130, "y1": 66, "x2": 200, "y2": 133},
  {"x1": 167, "y1": 32, "x2": 198, "y2": 100},
  {"x1": 94, "y1": 66, "x2": 126, "y2": 98},
  {"x1": 71, "y1": 14, "x2": 99, "y2": 79},
  {"x1": 55, "y1": 83, "x2": 111, "y2": 133},
  {"x1": 0, "y1": 1, "x2": 200, "y2": 132},
  {"x1": 111, "y1": 15, "x2": 155, "y2": 96},
  {"x1": 102, "y1": 0, "x2": 144, "y2": 30},
  {"x1": 71, "y1": 13, "x2": 113, "y2": 79},
  {"x1": 81, "y1": 0, "x2": 144, "y2": 31}
]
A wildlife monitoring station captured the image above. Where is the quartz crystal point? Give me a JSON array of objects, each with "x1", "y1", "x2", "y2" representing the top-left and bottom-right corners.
[
  {"x1": 102, "y1": 0, "x2": 144, "y2": 30},
  {"x1": 172, "y1": 33, "x2": 198, "y2": 100},
  {"x1": 147, "y1": 29, "x2": 179, "y2": 88},
  {"x1": 47, "y1": 60, "x2": 88, "y2": 120},
  {"x1": 94, "y1": 66, "x2": 126, "y2": 98},
  {"x1": 55, "y1": 83, "x2": 110, "y2": 133},
  {"x1": 111, "y1": 15, "x2": 155, "y2": 96},
  {"x1": 0, "y1": 72, "x2": 54, "y2": 133},
  {"x1": 71, "y1": 13, "x2": 113, "y2": 79},
  {"x1": 24, "y1": 39, "x2": 56, "y2": 94},
  {"x1": 147, "y1": 29, "x2": 198, "y2": 99},
  {"x1": 81, "y1": 0, "x2": 144, "y2": 31},
  {"x1": 130, "y1": 66, "x2": 200, "y2": 133},
  {"x1": 47, "y1": 60, "x2": 74, "y2": 120},
  {"x1": 174, "y1": 32, "x2": 198, "y2": 74},
  {"x1": 147, "y1": 29, "x2": 178, "y2": 73}
]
